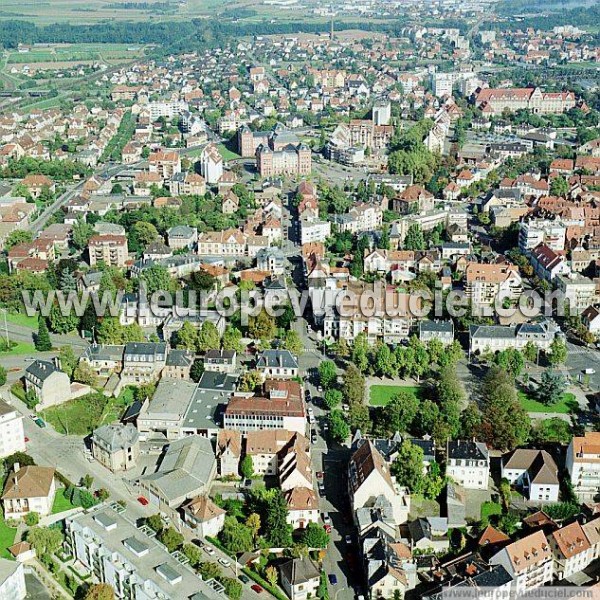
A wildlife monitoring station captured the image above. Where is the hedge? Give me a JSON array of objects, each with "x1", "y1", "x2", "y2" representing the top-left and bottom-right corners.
[{"x1": 242, "y1": 567, "x2": 288, "y2": 600}]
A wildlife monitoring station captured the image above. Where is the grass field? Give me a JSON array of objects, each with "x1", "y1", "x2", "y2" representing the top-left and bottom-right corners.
[
  {"x1": 0, "y1": 511, "x2": 17, "y2": 560},
  {"x1": 480, "y1": 500, "x2": 502, "y2": 522},
  {"x1": 52, "y1": 488, "x2": 77, "y2": 514},
  {"x1": 100, "y1": 387, "x2": 135, "y2": 425},
  {"x1": 0, "y1": 341, "x2": 36, "y2": 356},
  {"x1": 217, "y1": 144, "x2": 241, "y2": 161},
  {"x1": 369, "y1": 385, "x2": 424, "y2": 407},
  {"x1": 518, "y1": 391, "x2": 578, "y2": 414},
  {"x1": 5, "y1": 312, "x2": 37, "y2": 329},
  {"x1": 42, "y1": 393, "x2": 108, "y2": 436}
]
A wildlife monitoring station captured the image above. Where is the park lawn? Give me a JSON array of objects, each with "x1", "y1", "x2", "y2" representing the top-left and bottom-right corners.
[
  {"x1": 52, "y1": 488, "x2": 77, "y2": 515},
  {"x1": 42, "y1": 393, "x2": 108, "y2": 436},
  {"x1": 370, "y1": 385, "x2": 424, "y2": 407},
  {"x1": 518, "y1": 391, "x2": 578, "y2": 414},
  {"x1": 0, "y1": 512, "x2": 17, "y2": 560},
  {"x1": 217, "y1": 144, "x2": 241, "y2": 161},
  {"x1": 5, "y1": 312, "x2": 38, "y2": 329}
]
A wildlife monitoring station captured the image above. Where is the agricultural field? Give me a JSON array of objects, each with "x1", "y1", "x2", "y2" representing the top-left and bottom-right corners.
[{"x1": 6, "y1": 43, "x2": 147, "y2": 66}]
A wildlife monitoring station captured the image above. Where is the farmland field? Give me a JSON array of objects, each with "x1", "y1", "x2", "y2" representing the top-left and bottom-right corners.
[{"x1": 6, "y1": 43, "x2": 147, "y2": 65}]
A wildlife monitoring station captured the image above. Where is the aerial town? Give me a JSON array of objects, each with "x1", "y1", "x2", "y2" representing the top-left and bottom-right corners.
[{"x1": 0, "y1": 0, "x2": 598, "y2": 599}]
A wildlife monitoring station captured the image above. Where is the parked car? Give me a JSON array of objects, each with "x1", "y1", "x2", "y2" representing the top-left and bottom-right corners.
[
  {"x1": 35, "y1": 418, "x2": 46, "y2": 428},
  {"x1": 219, "y1": 558, "x2": 231, "y2": 568},
  {"x1": 239, "y1": 575, "x2": 250, "y2": 584},
  {"x1": 316, "y1": 471, "x2": 324, "y2": 480},
  {"x1": 137, "y1": 496, "x2": 149, "y2": 506},
  {"x1": 322, "y1": 512, "x2": 331, "y2": 525},
  {"x1": 345, "y1": 534, "x2": 352, "y2": 545},
  {"x1": 203, "y1": 546, "x2": 215, "y2": 556},
  {"x1": 323, "y1": 524, "x2": 332, "y2": 533},
  {"x1": 318, "y1": 482, "x2": 325, "y2": 494},
  {"x1": 328, "y1": 574, "x2": 338, "y2": 585},
  {"x1": 251, "y1": 584, "x2": 264, "y2": 594}
]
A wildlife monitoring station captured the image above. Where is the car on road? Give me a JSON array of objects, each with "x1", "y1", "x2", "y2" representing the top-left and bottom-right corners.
[
  {"x1": 316, "y1": 471, "x2": 324, "y2": 480},
  {"x1": 203, "y1": 546, "x2": 215, "y2": 556},
  {"x1": 137, "y1": 496, "x2": 149, "y2": 506},
  {"x1": 24, "y1": 437, "x2": 29, "y2": 443},
  {"x1": 219, "y1": 558, "x2": 231, "y2": 568},
  {"x1": 35, "y1": 418, "x2": 46, "y2": 428},
  {"x1": 239, "y1": 575, "x2": 250, "y2": 584},
  {"x1": 345, "y1": 534, "x2": 352, "y2": 545},
  {"x1": 251, "y1": 584, "x2": 263, "y2": 594},
  {"x1": 29, "y1": 414, "x2": 37, "y2": 420},
  {"x1": 322, "y1": 512, "x2": 331, "y2": 525},
  {"x1": 328, "y1": 574, "x2": 338, "y2": 585},
  {"x1": 311, "y1": 431, "x2": 318, "y2": 444},
  {"x1": 323, "y1": 524, "x2": 332, "y2": 533},
  {"x1": 318, "y1": 481, "x2": 325, "y2": 494}
]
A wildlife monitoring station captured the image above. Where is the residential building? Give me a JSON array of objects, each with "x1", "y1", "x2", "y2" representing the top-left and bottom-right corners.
[
  {"x1": 469, "y1": 321, "x2": 560, "y2": 354},
  {"x1": 200, "y1": 143, "x2": 223, "y2": 184},
  {"x1": 502, "y1": 449, "x2": 559, "y2": 502},
  {"x1": 0, "y1": 399, "x2": 25, "y2": 458},
  {"x1": 167, "y1": 225, "x2": 198, "y2": 250},
  {"x1": 464, "y1": 262, "x2": 522, "y2": 306},
  {"x1": 490, "y1": 531, "x2": 553, "y2": 594},
  {"x1": 257, "y1": 143, "x2": 312, "y2": 177},
  {"x1": 279, "y1": 557, "x2": 320, "y2": 600},
  {"x1": 24, "y1": 360, "x2": 71, "y2": 409},
  {"x1": 122, "y1": 342, "x2": 167, "y2": 385},
  {"x1": 348, "y1": 440, "x2": 410, "y2": 525},
  {"x1": 256, "y1": 247, "x2": 286, "y2": 276},
  {"x1": 300, "y1": 219, "x2": 331, "y2": 245},
  {"x1": 216, "y1": 430, "x2": 242, "y2": 477},
  {"x1": 256, "y1": 350, "x2": 299, "y2": 379},
  {"x1": 2, "y1": 464, "x2": 56, "y2": 519},
  {"x1": 555, "y1": 273, "x2": 597, "y2": 312},
  {"x1": 0, "y1": 559, "x2": 26, "y2": 600},
  {"x1": 446, "y1": 440, "x2": 489, "y2": 490},
  {"x1": 204, "y1": 349, "x2": 237, "y2": 374},
  {"x1": 91, "y1": 423, "x2": 140, "y2": 473},
  {"x1": 475, "y1": 87, "x2": 576, "y2": 115},
  {"x1": 139, "y1": 435, "x2": 216, "y2": 509},
  {"x1": 284, "y1": 487, "x2": 319, "y2": 530},
  {"x1": 66, "y1": 507, "x2": 224, "y2": 600},
  {"x1": 549, "y1": 521, "x2": 593, "y2": 580},
  {"x1": 566, "y1": 432, "x2": 600, "y2": 501},
  {"x1": 182, "y1": 495, "x2": 226, "y2": 538},
  {"x1": 519, "y1": 221, "x2": 566, "y2": 253},
  {"x1": 530, "y1": 244, "x2": 571, "y2": 281},
  {"x1": 224, "y1": 381, "x2": 306, "y2": 435},
  {"x1": 418, "y1": 320, "x2": 454, "y2": 346},
  {"x1": 88, "y1": 234, "x2": 129, "y2": 267}
]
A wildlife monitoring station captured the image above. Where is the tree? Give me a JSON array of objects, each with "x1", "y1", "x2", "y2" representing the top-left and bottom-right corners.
[
  {"x1": 283, "y1": 330, "x2": 303, "y2": 356},
  {"x1": 238, "y1": 370, "x2": 262, "y2": 392},
  {"x1": 35, "y1": 316, "x2": 52, "y2": 351},
  {"x1": 220, "y1": 577, "x2": 242, "y2": 600},
  {"x1": 4, "y1": 229, "x2": 33, "y2": 250},
  {"x1": 0, "y1": 365, "x2": 6, "y2": 387},
  {"x1": 480, "y1": 366, "x2": 531, "y2": 451},
  {"x1": 265, "y1": 490, "x2": 292, "y2": 547},
  {"x1": 199, "y1": 561, "x2": 222, "y2": 580},
  {"x1": 221, "y1": 517, "x2": 254, "y2": 553},
  {"x1": 494, "y1": 348, "x2": 525, "y2": 377},
  {"x1": 240, "y1": 455, "x2": 254, "y2": 479},
  {"x1": 73, "y1": 362, "x2": 97, "y2": 386},
  {"x1": 132, "y1": 221, "x2": 159, "y2": 249},
  {"x1": 157, "y1": 526, "x2": 184, "y2": 552},
  {"x1": 351, "y1": 333, "x2": 370, "y2": 372},
  {"x1": 547, "y1": 338, "x2": 567, "y2": 367},
  {"x1": 413, "y1": 400, "x2": 440, "y2": 437},
  {"x1": 80, "y1": 474, "x2": 94, "y2": 489},
  {"x1": 404, "y1": 223, "x2": 425, "y2": 251},
  {"x1": 72, "y1": 220, "x2": 94, "y2": 250},
  {"x1": 532, "y1": 418, "x2": 572, "y2": 445},
  {"x1": 182, "y1": 544, "x2": 203, "y2": 568},
  {"x1": 49, "y1": 302, "x2": 79, "y2": 334},
  {"x1": 145, "y1": 514, "x2": 163, "y2": 533},
  {"x1": 318, "y1": 361, "x2": 337, "y2": 389},
  {"x1": 139, "y1": 264, "x2": 174, "y2": 296},
  {"x1": 85, "y1": 584, "x2": 115, "y2": 600},
  {"x1": 175, "y1": 321, "x2": 198, "y2": 351},
  {"x1": 349, "y1": 402, "x2": 372, "y2": 433},
  {"x1": 58, "y1": 346, "x2": 77, "y2": 379},
  {"x1": 537, "y1": 369, "x2": 566, "y2": 406},
  {"x1": 25, "y1": 512, "x2": 39, "y2": 526},
  {"x1": 222, "y1": 326, "x2": 243, "y2": 352},
  {"x1": 460, "y1": 403, "x2": 482, "y2": 439},
  {"x1": 245, "y1": 513, "x2": 261, "y2": 541},
  {"x1": 375, "y1": 343, "x2": 397, "y2": 378},
  {"x1": 265, "y1": 566, "x2": 279, "y2": 587},
  {"x1": 323, "y1": 389, "x2": 343, "y2": 410},
  {"x1": 197, "y1": 321, "x2": 221, "y2": 352},
  {"x1": 386, "y1": 390, "x2": 419, "y2": 434},
  {"x1": 190, "y1": 359, "x2": 205, "y2": 383},
  {"x1": 550, "y1": 176, "x2": 569, "y2": 197},
  {"x1": 391, "y1": 441, "x2": 425, "y2": 494},
  {"x1": 248, "y1": 310, "x2": 276, "y2": 340},
  {"x1": 342, "y1": 364, "x2": 365, "y2": 405},
  {"x1": 27, "y1": 526, "x2": 64, "y2": 560},
  {"x1": 301, "y1": 522, "x2": 329, "y2": 548},
  {"x1": 518, "y1": 343, "x2": 536, "y2": 365}
]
